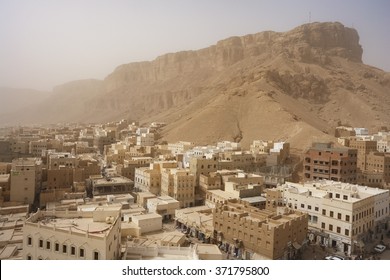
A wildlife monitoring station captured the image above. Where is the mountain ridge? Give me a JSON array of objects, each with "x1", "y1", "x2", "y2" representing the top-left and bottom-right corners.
[{"x1": 1, "y1": 22, "x2": 389, "y2": 150}]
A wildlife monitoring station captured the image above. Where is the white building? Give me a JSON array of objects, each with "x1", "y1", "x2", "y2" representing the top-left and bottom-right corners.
[
  {"x1": 354, "y1": 128, "x2": 369, "y2": 136},
  {"x1": 136, "y1": 133, "x2": 155, "y2": 147},
  {"x1": 23, "y1": 206, "x2": 121, "y2": 260},
  {"x1": 268, "y1": 180, "x2": 389, "y2": 255},
  {"x1": 167, "y1": 141, "x2": 195, "y2": 156}
]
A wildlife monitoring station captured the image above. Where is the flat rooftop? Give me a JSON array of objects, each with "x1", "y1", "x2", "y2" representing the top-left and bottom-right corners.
[{"x1": 93, "y1": 176, "x2": 133, "y2": 185}]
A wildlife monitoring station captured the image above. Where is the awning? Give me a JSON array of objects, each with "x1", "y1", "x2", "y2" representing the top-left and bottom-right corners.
[{"x1": 293, "y1": 242, "x2": 301, "y2": 250}]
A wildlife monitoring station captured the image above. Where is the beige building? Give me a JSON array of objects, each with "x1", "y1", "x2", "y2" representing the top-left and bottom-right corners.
[
  {"x1": 205, "y1": 189, "x2": 237, "y2": 208},
  {"x1": 136, "y1": 192, "x2": 156, "y2": 208},
  {"x1": 131, "y1": 213, "x2": 162, "y2": 234},
  {"x1": 147, "y1": 196, "x2": 180, "y2": 220},
  {"x1": 90, "y1": 175, "x2": 133, "y2": 196},
  {"x1": 10, "y1": 158, "x2": 42, "y2": 205},
  {"x1": 267, "y1": 180, "x2": 390, "y2": 255},
  {"x1": 189, "y1": 156, "x2": 218, "y2": 186},
  {"x1": 29, "y1": 140, "x2": 47, "y2": 157},
  {"x1": 117, "y1": 157, "x2": 153, "y2": 181},
  {"x1": 348, "y1": 138, "x2": 378, "y2": 171},
  {"x1": 198, "y1": 172, "x2": 222, "y2": 201},
  {"x1": 167, "y1": 141, "x2": 195, "y2": 155},
  {"x1": 73, "y1": 154, "x2": 101, "y2": 182},
  {"x1": 161, "y1": 168, "x2": 195, "y2": 208},
  {"x1": 134, "y1": 161, "x2": 177, "y2": 195},
  {"x1": 23, "y1": 206, "x2": 121, "y2": 260},
  {"x1": 46, "y1": 167, "x2": 73, "y2": 190},
  {"x1": 213, "y1": 200, "x2": 308, "y2": 259},
  {"x1": 194, "y1": 244, "x2": 223, "y2": 260},
  {"x1": 0, "y1": 174, "x2": 10, "y2": 202},
  {"x1": 249, "y1": 140, "x2": 290, "y2": 167},
  {"x1": 136, "y1": 133, "x2": 154, "y2": 147},
  {"x1": 0, "y1": 162, "x2": 11, "y2": 175},
  {"x1": 48, "y1": 152, "x2": 77, "y2": 170}
]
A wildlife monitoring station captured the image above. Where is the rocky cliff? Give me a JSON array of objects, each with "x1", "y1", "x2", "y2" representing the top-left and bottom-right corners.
[{"x1": 2, "y1": 22, "x2": 389, "y2": 150}]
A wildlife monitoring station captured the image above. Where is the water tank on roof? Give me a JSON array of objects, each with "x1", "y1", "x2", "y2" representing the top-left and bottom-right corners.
[{"x1": 105, "y1": 216, "x2": 114, "y2": 224}]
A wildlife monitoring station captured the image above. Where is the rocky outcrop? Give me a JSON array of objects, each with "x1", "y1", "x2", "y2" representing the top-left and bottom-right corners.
[
  {"x1": 105, "y1": 22, "x2": 362, "y2": 90},
  {"x1": 2, "y1": 22, "x2": 389, "y2": 151}
]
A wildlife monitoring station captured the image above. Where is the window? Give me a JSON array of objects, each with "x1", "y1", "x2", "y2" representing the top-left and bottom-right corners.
[
  {"x1": 55, "y1": 242, "x2": 59, "y2": 252},
  {"x1": 329, "y1": 224, "x2": 333, "y2": 231},
  {"x1": 79, "y1": 248, "x2": 85, "y2": 258},
  {"x1": 39, "y1": 239, "x2": 43, "y2": 249},
  {"x1": 338, "y1": 213, "x2": 342, "y2": 219},
  {"x1": 321, "y1": 222, "x2": 325, "y2": 229},
  {"x1": 335, "y1": 193, "x2": 340, "y2": 198},
  {"x1": 71, "y1": 246, "x2": 76, "y2": 256},
  {"x1": 322, "y1": 209, "x2": 326, "y2": 215},
  {"x1": 315, "y1": 207, "x2": 319, "y2": 211},
  {"x1": 343, "y1": 195, "x2": 348, "y2": 200},
  {"x1": 46, "y1": 241, "x2": 51, "y2": 250},
  {"x1": 308, "y1": 205, "x2": 312, "y2": 210},
  {"x1": 330, "y1": 211, "x2": 334, "y2": 218},
  {"x1": 345, "y1": 229, "x2": 350, "y2": 236},
  {"x1": 94, "y1": 251, "x2": 99, "y2": 260},
  {"x1": 337, "y1": 227, "x2": 341, "y2": 233},
  {"x1": 301, "y1": 204, "x2": 305, "y2": 208},
  {"x1": 346, "y1": 215, "x2": 350, "y2": 222},
  {"x1": 62, "y1": 244, "x2": 67, "y2": 254},
  {"x1": 27, "y1": 236, "x2": 32, "y2": 246}
]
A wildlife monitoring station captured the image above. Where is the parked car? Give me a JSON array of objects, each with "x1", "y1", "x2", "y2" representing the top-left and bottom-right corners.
[
  {"x1": 325, "y1": 255, "x2": 344, "y2": 260},
  {"x1": 374, "y1": 244, "x2": 386, "y2": 253}
]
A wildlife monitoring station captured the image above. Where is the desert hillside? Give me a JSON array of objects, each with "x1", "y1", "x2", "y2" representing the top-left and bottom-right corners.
[{"x1": 2, "y1": 22, "x2": 390, "y2": 150}]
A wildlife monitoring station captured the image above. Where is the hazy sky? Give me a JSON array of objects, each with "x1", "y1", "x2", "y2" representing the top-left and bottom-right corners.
[{"x1": 1, "y1": 0, "x2": 389, "y2": 91}]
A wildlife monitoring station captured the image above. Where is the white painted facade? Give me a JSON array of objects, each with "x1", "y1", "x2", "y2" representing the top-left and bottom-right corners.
[
  {"x1": 273, "y1": 180, "x2": 389, "y2": 255},
  {"x1": 23, "y1": 207, "x2": 121, "y2": 260}
]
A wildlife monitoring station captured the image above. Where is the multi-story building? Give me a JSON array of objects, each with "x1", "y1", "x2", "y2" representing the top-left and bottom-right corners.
[
  {"x1": 167, "y1": 141, "x2": 195, "y2": 156},
  {"x1": 136, "y1": 133, "x2": 154, "y2": 147},
  {"x1": 0, "y1": 162, "x2": 11, "y2": 174},
  {"x1": 189, "y1": 155, "x2": 218, "y2": 186},
  {"x1": 249, "y1": 140, "x2": 290, "y2": 167},
  {"x1": 10, "y1": 158, "x2": 42, "y2": 205},
  {"x1": 266, "y1": 180, "x2": 389, "y2": 255},
  {"x1": 266, "y1": 142, "x2": 290, "y2": 167},
  {"x1": 199, "y1": 172, "x2": 222, "y2": 200},
  {"x1": 89, "y1": 175, "x2": 134, "y2": 196},
  {"x1": 47, "y1": 152, "x2": 77, "y2": 170},
  {"x1": 219, "y1": 151, "x2": 256, "y2": 172},
  {"x1": 0, "y1": 174, "x2": 10, "y2": 202},
  {"x1": 216, "y1": 141, "x2": 241, "y2": 151},
  {"x1": 134, "y1": 161, "x2": 177, "y2": 194},
  {"x1": 73, "y1": 154, "x2": 101, "y2": 182},
  {"x1": 303, "y1": 143, "x2": 357, "y2": 183},
  {"x1": 213, "y1": 200, "x2": 308, "y2": 260},
  {"x1": 46, "y1": 167, "x2": 73, "y2": 190},
  {"x1": 23, "y1": 206, "x2": 121, "y2": 260},
  {"x1": 357, "y1": 152, "x2": 390, "y2": 188},
  {"x1": 29, "y1": 140, "x2": 47, "y2": 157},
  {"x1": 348, "y1": 138, "x2": 378, "y2": 171},
  {"x1": 94, "y1": 130, "x2": 116, "y2": 154},
  {"x1": 161, "y1": 168, "x2": 195, "y2": 208},
  {"x1": 117, "y1": 157, "x2": 153, "y2": 181}
]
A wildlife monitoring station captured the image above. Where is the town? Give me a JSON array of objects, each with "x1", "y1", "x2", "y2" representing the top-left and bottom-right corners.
[{"x1": 0, "y1": 120, "x2": 389, "y2": 260}]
